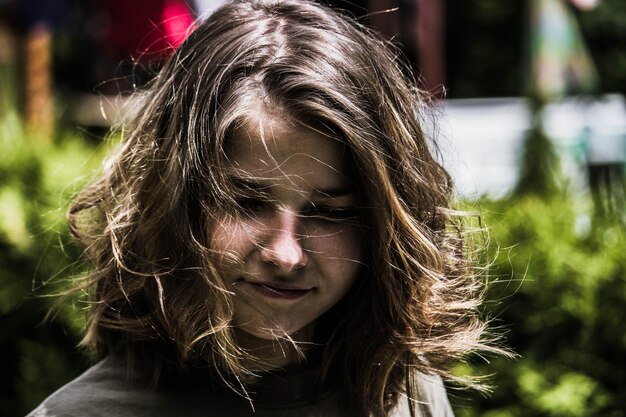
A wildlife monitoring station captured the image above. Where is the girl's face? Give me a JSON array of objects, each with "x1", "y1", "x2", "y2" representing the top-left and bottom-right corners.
[{"x1": 211, "y1": 116, "x2": 362, "y2": 344}]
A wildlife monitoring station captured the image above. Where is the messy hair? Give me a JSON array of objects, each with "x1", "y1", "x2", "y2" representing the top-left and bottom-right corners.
[{"x1": 69, "y1": 0, "x2": 495, "y2": 415}]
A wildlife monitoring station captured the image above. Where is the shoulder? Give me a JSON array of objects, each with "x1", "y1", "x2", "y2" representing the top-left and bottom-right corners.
[
  {"x1": 25, "y1": 356, "x2": 168, "y2": 417},
  {"x1": 391, "y1": 373, "x2": 455, "y2": 417}
]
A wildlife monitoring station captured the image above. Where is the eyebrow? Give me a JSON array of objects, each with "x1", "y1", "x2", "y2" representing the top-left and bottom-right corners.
[
  {"x1": 311, "y1": 185, "x2": 355, "y2": 199},
  {"x1": 228, "y1": 176, "x2": 270, "y2": 191},
  {"x1": 227, "y1": 176, "x2": 354, "y2": 198}
]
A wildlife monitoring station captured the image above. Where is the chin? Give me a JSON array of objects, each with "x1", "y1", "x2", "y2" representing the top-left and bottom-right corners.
[{"x1": 236, "y1": 319, "x2": 316, "y2": 342}]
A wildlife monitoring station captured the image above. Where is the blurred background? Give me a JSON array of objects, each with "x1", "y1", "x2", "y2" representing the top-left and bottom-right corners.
[{"x1": 0, "y1": 0, "x2": 625, "y2": 416}]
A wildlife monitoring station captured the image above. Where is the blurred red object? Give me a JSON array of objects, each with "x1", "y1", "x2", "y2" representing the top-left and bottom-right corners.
[{"x1": 102, "y1": 0, "x2": 194, "y2": 63}]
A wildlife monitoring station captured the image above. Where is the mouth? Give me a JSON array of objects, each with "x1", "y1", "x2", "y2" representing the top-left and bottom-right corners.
[{"x1": 243, "y1": 281, "x2": 314, "y2": 300}]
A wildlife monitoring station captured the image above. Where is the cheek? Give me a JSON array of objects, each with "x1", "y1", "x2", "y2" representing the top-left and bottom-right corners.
[
  {"x1": 209, "y1": 216, "x2": 255, "y2": 269},
  {"x1": 306, "y1": 223, "x2": 363, "y2": 277}
]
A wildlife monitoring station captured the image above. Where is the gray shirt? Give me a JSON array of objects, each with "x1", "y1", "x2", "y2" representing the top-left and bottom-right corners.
[{"x1": 26, "y1": 356, "x2": 454, "y2": 417}]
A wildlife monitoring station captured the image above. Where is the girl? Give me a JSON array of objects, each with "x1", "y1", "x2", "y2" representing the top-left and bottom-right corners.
[{"x1": 29, "y1": 1, "x2": 495, "y2": 416}]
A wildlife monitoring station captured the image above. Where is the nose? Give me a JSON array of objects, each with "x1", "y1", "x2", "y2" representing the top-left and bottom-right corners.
[{"x1": 259, "y1": 210, "x2": 308, "y2": 272}]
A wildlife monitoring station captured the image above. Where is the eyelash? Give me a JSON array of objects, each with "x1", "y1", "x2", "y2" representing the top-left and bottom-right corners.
[
  {"x1": 306, "y1": 206, "x2": 361, "y2": 222},
  {"x1": 235, "y1": 196, "x2": 270, "y2": 214}
]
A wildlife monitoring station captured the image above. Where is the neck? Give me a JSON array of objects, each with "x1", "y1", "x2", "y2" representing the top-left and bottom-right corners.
[{"x1": 234, "y1": 323, "x2": 318, "y2": 371}]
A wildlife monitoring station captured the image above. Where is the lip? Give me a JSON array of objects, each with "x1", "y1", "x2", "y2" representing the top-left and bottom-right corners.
[{"x1": 243, "y1": 281, "x2": 314, "y2": 300}]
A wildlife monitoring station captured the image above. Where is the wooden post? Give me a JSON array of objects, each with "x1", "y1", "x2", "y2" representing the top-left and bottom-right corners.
[{"x1": 24, "y1": 23, "x2": 53, "y2": 140}]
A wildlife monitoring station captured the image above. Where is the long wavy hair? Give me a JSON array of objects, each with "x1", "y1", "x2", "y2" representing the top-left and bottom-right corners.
[{"x1": 68, "y1": 1, "x2": 497, "y2": 415}]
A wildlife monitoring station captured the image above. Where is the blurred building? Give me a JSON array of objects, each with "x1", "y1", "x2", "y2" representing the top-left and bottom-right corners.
[{"x1": 438, "y1": 95, "x2": 626, "y2": 198}]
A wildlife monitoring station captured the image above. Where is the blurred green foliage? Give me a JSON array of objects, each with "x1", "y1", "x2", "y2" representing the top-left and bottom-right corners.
[
  {"x1": 0, "y1": 108, "x2": 107, "y2": 416},
  {"x1": 454, "y1": 193, "x2": 626, "y2": 417}
]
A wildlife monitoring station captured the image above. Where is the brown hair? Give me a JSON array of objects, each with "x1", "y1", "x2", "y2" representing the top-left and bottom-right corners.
[{"x1": 69, "y1": 1, "x2": 497, "y2": 415}]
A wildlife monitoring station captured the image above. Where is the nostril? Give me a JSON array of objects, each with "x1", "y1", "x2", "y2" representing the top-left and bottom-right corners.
[{"x1": 259, "y1": 231, "x2": 308, "y2": 272}]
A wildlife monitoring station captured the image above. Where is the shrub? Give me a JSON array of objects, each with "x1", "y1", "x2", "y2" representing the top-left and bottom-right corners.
[
  {"x1": 454, "y1": 193, "x2": 626, "y2": 417},
  {"x1": 0, "y1": 109, "x2": 107, "y2": 416}
]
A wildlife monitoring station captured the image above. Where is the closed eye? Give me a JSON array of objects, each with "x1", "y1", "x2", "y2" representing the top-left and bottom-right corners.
[
  {"x1": 305, "y1": 206, "x2": 361, "y2": 224},
  {"x1": 234, "y1": 193, "x2": 273, "y2": 217},
  {"x1": 236, "y1": 197, "x2": 267, "y2": 213}
]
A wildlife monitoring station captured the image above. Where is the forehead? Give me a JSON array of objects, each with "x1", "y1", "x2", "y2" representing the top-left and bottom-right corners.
[{"x1": 225, "y1": 117, "x2": 352, "y2": 188}]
